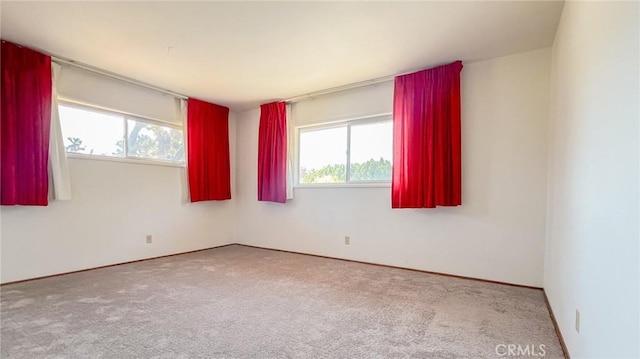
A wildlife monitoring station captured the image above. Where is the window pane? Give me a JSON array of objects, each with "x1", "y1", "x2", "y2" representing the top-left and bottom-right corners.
[
  {"x1": 349, "y1": 121, "x2": 393, "y2": 181},
  {"x1": 299, "y1": 126, "x2": 347, "y2": 183},
  {"x1": 127, "y1": 119, "x2": 184, "y2": 162},
  {"x1": 59, "y1": 104, "x2": 124, "y2": 157}
]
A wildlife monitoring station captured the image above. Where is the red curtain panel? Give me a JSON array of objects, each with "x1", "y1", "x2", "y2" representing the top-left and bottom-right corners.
[
  {"x1": 187, "y1": 98, "x2": 231, "y2": 202},
  {"x1": 1, "y1": 41, "x2": 52, "y2": 206},
  {"x1": 392, "y1": 61, "x2": 463, "y2": 208},
  {"x1": 258, "y1": 101, "x2": 287, "y2": 203}
]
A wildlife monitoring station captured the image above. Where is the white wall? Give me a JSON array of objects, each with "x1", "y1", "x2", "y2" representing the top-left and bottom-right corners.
[
  {"x1": 0, "y1": 117, "x2": 237, "y2": 284},
  {"x1": 235, "y1": 48, "x2": 551, "y2": 287},
  {"x1": 544, "y1": 2, "x2": 639, "y2": 358}
]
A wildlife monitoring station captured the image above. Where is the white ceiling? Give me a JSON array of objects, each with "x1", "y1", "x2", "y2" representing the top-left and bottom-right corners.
[{"x1": 1, "y1": 1, "x2": 563, "y2": 111}]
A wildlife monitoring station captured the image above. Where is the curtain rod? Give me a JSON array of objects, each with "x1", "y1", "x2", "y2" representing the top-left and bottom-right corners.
[
  {"x1": 283, "y1": 75, "x2": 394, "y2": 103},
  {"x1": 283, "y1": 60, "x2": 462, "y2": 103},
  {"x1": 52, "y1": 57, "x2": 188, "y2": 100},
  {"x1": 54, "y1": 54, "x2": 392, "y2": 105},
  {"x1": 51, "y1": 49, "x2": 453, "y2": 105},
  {"x1": 56, "y1": 53, "x2": 397, "y2": 105}
]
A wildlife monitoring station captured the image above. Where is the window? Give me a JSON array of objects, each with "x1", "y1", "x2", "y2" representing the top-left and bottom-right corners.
[
  {"x1": 59, "y1": 102, "x2": 184, "y2": 163},
  {"x1": 58, "y1": 104, "x2": 123, "y2": 157},
  {"x1": 126, "y1": 119, "x2": 184, "y2": 161},
  {"x1": 298, "y1": 115, "x2": 392, "y2": 184}
]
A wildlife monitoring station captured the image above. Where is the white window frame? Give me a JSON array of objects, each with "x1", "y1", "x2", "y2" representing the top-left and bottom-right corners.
[
  {"x1": 58, "y1": 99, "x2": 185, "y2": 167},
  {"x1": 295, "y1": 113, "x2": 393, "y2": 188}
]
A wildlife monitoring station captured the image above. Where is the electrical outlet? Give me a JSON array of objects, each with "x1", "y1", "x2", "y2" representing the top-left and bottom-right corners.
[
  {"x1": 146, "y1": 235, "x2": 152, "y2": 244},
  {"x1": 575, "y1": 309, "x2": 580, "y2": 333},
  {"x1": 345, "y1": 236, "x2": 350, "y2": 245}
]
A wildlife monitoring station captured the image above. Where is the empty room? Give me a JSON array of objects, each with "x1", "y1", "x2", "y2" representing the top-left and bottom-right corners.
[{"x1": 1, "y1": 1, "x2": 638, "y2": 358}]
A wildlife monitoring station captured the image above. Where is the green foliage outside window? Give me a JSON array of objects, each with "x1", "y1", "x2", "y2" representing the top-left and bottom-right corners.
[{"x1": 301, "y1": 157, "x2": 391, "y2": 183}]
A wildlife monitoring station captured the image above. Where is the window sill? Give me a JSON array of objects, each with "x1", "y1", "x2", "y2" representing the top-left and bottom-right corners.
[
  {"x1": 294, "y1": 183, "x2": 391, "y2": 189},
  {"x1": 67, "y1": 153, "x2": 185, "y2": 168}
]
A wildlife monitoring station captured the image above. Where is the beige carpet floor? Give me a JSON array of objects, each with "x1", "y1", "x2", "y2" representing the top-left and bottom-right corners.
[{"x1": 1, "y1": 245, "x2": 563, "y2": 358}]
